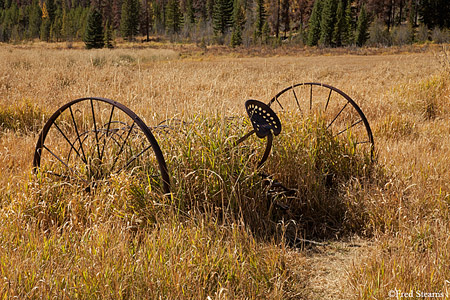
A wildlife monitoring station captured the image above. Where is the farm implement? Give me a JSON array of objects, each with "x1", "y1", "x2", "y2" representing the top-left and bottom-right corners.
[{"x1": 33, "y1": 83, "x2": 374, "y2": 196}]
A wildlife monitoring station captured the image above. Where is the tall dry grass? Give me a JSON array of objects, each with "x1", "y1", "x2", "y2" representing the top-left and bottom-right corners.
[
  {"x1": 348, "y1": 47, "x2": 450, "y2": 299},
  {"x1": 0, "y1": 43, "x2": 449, "y2": 298}
]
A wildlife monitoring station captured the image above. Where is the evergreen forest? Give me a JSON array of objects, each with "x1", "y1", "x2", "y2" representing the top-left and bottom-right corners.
[{"x1": 1, "y1": 0, "x2": 449, "y2": 48}]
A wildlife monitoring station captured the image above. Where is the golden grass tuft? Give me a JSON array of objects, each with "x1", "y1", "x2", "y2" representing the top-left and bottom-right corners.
[{"x1": 0, "y1": 100, "x2": 50, "y2": 133}]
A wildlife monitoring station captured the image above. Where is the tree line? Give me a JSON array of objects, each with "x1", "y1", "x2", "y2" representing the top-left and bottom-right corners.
[{"x1": 1, "y1": 0, "x2": 449, "y2": 48}]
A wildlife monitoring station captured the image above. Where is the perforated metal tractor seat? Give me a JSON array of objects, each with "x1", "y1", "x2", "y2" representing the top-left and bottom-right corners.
[{"x1": 245, "y1": 99, "x2": 282, "y2": 138}]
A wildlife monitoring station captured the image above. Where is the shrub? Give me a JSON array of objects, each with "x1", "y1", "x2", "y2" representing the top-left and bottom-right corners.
[
  {"x1": 416, "y1": 23, "x2": 429, "y2": 43},
  {"x1": 368, "y1": 18, "x2": 391, "y2": 46},
  {"x1": 431, "y1": 27, "x2": 450, "y2": 44},
  {"x1": 391, "y1": 25, "x2": 413, "y2": 46}
]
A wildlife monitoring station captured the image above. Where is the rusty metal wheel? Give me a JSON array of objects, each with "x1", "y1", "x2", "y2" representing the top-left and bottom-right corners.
[
  {"x1": 268, "y1": 82, "x2": 374, "y2": 160},
  {"x1": 33, "y1": 97, "x2": 170, "y2": 193}
]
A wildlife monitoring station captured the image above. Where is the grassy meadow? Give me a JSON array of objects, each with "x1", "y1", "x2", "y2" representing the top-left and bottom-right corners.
[{"x1": 0, "y1": 43, "x2": 449, "y2": 299}]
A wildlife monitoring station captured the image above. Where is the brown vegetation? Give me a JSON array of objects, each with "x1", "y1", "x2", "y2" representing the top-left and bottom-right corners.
[{"x1": 0, "y1": 43, "x2": 449, "y2": 298}]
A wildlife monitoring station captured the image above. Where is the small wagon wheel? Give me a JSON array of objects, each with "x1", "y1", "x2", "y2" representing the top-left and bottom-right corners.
[
  {"x1": 33, "y1": 97, "x2": 170, "y2": 194},
  {"x1": 268, "y1": 83, "x2": 374, "y2": 160}
]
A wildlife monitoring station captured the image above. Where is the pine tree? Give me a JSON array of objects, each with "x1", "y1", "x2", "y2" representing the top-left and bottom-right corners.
[
  {"x1": 230, "y1": 21, "x2": 242, "y2": 47},
  {"x1": 306, "y1": 0, "x2": 322, "y2": 46},
  {"x1": 332, "y1": 0, "x2": 345, "y2": 46},
  {"x1": 407, "y1": 3, "x2": 415, "y2": 43},
  {"x1": 51, "y1": 6, "x2": 63, "y2": 41},
  {"x1": 419, "y1": 0, "x2": 450, "y2": 29},
  {"x1": 45, "y1": 0, "x2": 56, "y2": 23},
  {"x1": 73, "y1": 7, "x2": 90, "y2": 40},
  {"x1": 166, "y1": 0, "x2": 182, "y2": 34},
  {"x1": 121, "y1": 0, "x2": 140, "y2": 41},
  {"x1": 140, "y1": 0, "x2": 153, "y2": 41},
  {"x1": 344, "y1": 0, "x2": 353, "y2": 45},
  {"x1": 102, "y1": 0, "x2": 114, "y2": 27},
  {"x1": 268, "y1": 0, "x2": 280, "y2": 38},
  {"x1": 52, "y1": 14, "x2": 62, "y2": 41},
  {"x1": 185, "y1": 0, "x2": 195, "y2": 25},
  {"x1": 403, "y1": 22, "x2": 414, "y2": 43},
  {"x1": 83, "y1": 8, "x2": 104, "y2": 48},
  {"x1": 61, "y1": 8, "x2": 68, "y2": 40},
  {"x1": 206, "y1": 0, "x2": 214, "y2": 20},
  {"x1": 27, "y1": 0, "x2": 41, "y2": 39},
  {"x1": 212, "y1": 0, "x2": 233, "y2": 35},
  {"x1": 280, "y1": 0, "x2": 289, "y2": 38},
  {"x1": 254, "y1": 0, "x2": 266, "y2": 41},
  {"x1": 232, "y1": 0, "x2": 244, "y2": 29},
  {"x1": 112, "y1": 0, "x2": 122, "y2": 29},
  {"x1": 104, "y1": 19, "x2": 114, "y2": 47},
  {"x1": 40, "y1": 19, "x2": 51, "y2": 41},
  {"x1": 262, "y1": 20, "x2": 270, "y2": 43},
  {"x1": 1, "y1": 3, "x2": 19, "y2": 42},
  {"x1": 230, "y1": 0, "x2": 243, "y2": 46},
  {"x1": 40, "y1": 0, "x2": 56, "y2": 42},
  {"x1": 355, "y1": 3, "x2": 369, "y2": 46},
  {"x1": 153, "y1": 0, "x2": 163, "y2": 33},
  {"x1": 319, "y1": 0, "x2": 337, "y2": 46}
]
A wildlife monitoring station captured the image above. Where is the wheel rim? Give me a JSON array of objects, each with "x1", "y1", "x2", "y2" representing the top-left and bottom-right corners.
[
  {"x1": 268, "y1": 82, "x2": 374, "y2": 160},
  {"x1": 33, "y1": 97, "x2": 170, "y2": 194}
]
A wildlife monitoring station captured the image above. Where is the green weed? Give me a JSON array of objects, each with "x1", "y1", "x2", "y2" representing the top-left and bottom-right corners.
[
  {"x1": 150, "y1": 113, "x2": 378, "y2": 240},
  {"x1": 0, "y1": 101, "x2": 49, "y2": 133}
]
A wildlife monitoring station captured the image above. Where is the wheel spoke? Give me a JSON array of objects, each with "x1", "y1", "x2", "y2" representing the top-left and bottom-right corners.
[
  {"x1": 34, "y1": 97, "x2": 171, "y2": 194},
  {"x1": 102, "y1": 128, "x2": 128, "y2": 148},
  {"x1": 292, "y1": 87, "x2": 302, "y2": 114},
  {"x1": 116, "y1": 144, "x2": 153, "y2": 174},
  {"x1": 90, "y1": 98, "x2": 102, "y2": 161},
  {"x1": 100, "y1": 105, "x2": 115, "y2": 162},
  {"x1": 53, "y1": 121, "x2": 85, "y2": 164},
  {"x1": 324, "y1": 89, "x2": 332, "y2": 112},
  {"x1": 268, "y1": 83, "x2": 375, "y2": 161},
  {"x1": 44, "y1": 170, "x2": 86, "y2": 183},
  {"x1": 42, "y1": 145, "x2": 86, "y2": 181},
  {"x1": 327, "y1": 101, "x2": 349, "y2": 130},
  {"x1": 333, "y1": 119, "x2": 363, "y2": 138},
  {"x1": 275, "y1": 96, "x2": 284, "y2": 110},
  {"x1": 69, "y1": 106, "x2": 88, "y2": 164},
  {"x1": 109, "y1": 122, "x2": 135, "y2": 173}
]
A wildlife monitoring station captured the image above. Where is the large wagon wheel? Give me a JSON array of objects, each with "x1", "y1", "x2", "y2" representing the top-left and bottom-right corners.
[
  {"x1": 33, "y1": 97, "x2": 170, "y2": 194},
  {"x1": 268, "y1": 83, "x2": 374, "y2": 160}
]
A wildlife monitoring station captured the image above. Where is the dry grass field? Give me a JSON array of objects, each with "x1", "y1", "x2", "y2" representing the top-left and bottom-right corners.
[{"x1": 0, "y1": 42, "x2": 449, "y2": 299}]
